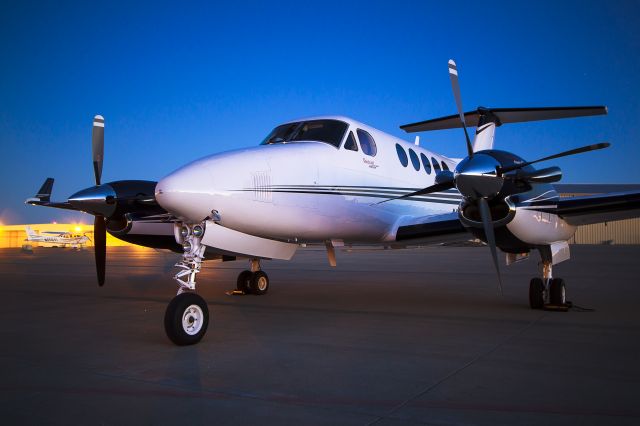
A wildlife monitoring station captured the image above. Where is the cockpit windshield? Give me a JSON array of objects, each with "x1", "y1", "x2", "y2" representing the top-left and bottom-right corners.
[{"x1": 261, "y1": 119, "x2": 348, "y2": 148}]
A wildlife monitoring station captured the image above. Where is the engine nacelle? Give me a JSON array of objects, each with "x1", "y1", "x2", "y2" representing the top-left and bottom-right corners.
[
  {"x1": 458, "y1": 197, "x2": 516, "y2": 229},
  {"x1": 458, "y1": 195, "x2": 577, "y2": 252},
  {"x1": 506, "y1": 208, "x2": 576, "y2": 246}
]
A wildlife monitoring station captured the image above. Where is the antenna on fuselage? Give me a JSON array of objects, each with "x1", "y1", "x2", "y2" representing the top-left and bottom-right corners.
[{"x1": 414, "y1": 136, "x2": 420, "y2": 146}]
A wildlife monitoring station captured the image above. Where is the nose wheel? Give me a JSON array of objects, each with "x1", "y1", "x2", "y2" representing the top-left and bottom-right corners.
[{"x1": 164, "y1": 292, "x2": 209, "y2": 345}]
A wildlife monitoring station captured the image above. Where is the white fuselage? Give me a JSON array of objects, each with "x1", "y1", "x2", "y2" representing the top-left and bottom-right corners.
[
  {"x1": 156, "y1": 116, "x2": 460, "y2": 244},
  {"x1": 155, "y1": 115, "x2": 579, "y2": 253}
]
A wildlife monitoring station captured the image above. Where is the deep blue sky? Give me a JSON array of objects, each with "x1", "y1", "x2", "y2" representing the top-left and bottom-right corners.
[{"x1": 1, "y1": 0, "x2": 639, "y2": 224}]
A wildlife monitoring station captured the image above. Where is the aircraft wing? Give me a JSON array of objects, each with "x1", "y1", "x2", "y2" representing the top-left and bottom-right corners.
[
  {"x1": 394, "y1": 212, "x2": 470, "y2": 244},
  {"x1": 393, "y1": 188, "x2": 640, "y2": 243},
  {"x1": 551, "y1": 191, "x2": 640, "y2": 226}
]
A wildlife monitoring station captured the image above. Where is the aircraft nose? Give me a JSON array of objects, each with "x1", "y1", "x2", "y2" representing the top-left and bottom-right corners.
[{"x1": 155, "y1": 162, "x2": 214, "y2": 222}]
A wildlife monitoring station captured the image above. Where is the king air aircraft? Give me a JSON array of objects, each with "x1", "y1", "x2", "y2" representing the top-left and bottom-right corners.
[{"x1": 27, "y1": 61, "x2": 640, "y2": 345}]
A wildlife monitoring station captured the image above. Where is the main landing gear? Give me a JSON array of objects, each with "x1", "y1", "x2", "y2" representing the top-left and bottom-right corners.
[
  {"x1": 236, "y1": 258, "x2": 270, "y2": 295},
  {"x1": 529, "y1": 247, "x2": 567, "y2": 310}
]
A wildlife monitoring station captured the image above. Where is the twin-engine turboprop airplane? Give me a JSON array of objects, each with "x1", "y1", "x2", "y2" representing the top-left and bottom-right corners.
[{"x1": 27, "y1": 60, "x2": 640, "y2": 345}]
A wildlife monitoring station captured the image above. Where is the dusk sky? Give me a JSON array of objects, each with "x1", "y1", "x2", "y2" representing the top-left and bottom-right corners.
[{"x1": 1, "y1": 1, "x2": 639, "y2": 224}]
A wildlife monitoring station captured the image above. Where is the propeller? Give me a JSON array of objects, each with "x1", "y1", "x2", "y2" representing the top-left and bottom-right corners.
[
  {"x1": 91, "y1": 115, "x2": 106, "y2": 286},
  {"x1": 374, "y1": 180, "x2": 454, "y2": 205},
  {"x1": 448, "y1": 60, "x2": 474, "y2": 157},
  {"x1": 497, "y1": 142, "x2": 610, "y2": 175},
  {"x1": 94, "y1": 215, "x2": 106, "y2": 286},
  {"x1": 477, "y1": 197, "x2": 503, "y2": 295},
  {"x1": 381, "y1": 60, "x2": 612, "y2": 294},
  {"x1": 92, "y1": 115, "x2": 104, "y2": 185}
]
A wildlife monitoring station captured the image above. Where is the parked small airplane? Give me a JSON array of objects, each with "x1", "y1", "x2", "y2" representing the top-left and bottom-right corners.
[
  {"x1": 27, "y1": 60, "x2": 640, "y2": 345},
  {"x1": 24, "y1": 225, "x2": 90, "y2": 249}
]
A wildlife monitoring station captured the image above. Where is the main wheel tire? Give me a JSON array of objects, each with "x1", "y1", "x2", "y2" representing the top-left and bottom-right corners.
[
  {"x1": 164, "y1": 292, "x2": 209, "y2": 346},
  {"x1": 250, "y1": 271, "x2": 269, "y2": 295},
  {"x1": 529, "y1": 278, "x2": 545, "y2": 309},
  {"x1": 549, "y1": 278, "x2": 566, "y2": 305},
  {"x1": 237, "y1": 270, "x2": 253, "y2": 293}
]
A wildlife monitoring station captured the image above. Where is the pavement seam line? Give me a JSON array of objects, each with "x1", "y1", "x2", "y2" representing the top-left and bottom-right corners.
[{"x1": 366, "y1": 312, "x2": 547, "y2": 425}]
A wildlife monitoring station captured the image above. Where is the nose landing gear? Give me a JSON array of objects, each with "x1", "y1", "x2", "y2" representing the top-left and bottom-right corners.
[{"x1": 165, "y1": 223, "x2": 210, "y2": 345}]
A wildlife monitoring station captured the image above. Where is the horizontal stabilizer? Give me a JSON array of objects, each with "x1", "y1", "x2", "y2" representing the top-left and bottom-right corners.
[
  {"x1": 401, "y1": 106, "x2": 607, "y2": 133},
  {"x1": 25, "y1": 177, "x2": 77, "y2": 211}
]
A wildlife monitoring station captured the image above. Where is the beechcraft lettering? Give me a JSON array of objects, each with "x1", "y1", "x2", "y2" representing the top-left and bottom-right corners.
[{"x1": 27, "y1": 60, "x2": 640, "y2": 345}]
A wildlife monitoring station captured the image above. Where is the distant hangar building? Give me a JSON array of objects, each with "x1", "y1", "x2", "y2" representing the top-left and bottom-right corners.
[{"x1": 556, "y1": 184, "x2": 640, "y2": 245}]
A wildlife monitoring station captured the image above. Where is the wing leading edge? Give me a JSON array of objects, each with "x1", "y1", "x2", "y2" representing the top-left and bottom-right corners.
[{"x1": 550, "y1": 191, "x2": 640, "y2": 226}]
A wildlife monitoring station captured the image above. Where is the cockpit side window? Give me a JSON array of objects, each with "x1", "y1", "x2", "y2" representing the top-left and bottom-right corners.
[
  {"x1": 261, "y1": 119, "x2": 348, "y2": 148},
  {"x1": 343, "y1": 131, "x2": 359, "y2": 151},
  {"x1": 261, "y1": 122, "x2": 299, "y2": 145},
  {"x1": 356, "y1": 129, "x2": 377, "y2": 156}
]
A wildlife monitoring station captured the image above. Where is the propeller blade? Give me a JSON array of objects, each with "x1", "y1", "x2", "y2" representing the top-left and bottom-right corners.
[
  {"x1": 448, "y1": 60, "x2": 474, "y2": 157},
  {"x1": 510, "y1": 166, "x2": 562, "y2": 183},
  {"x1": 92, "y1": 115, "x2": 105, "y2": 186},
  {"x1": 499, "y1": 142, "x2": 610, "y2": 175},
  {"x1": 374, "y1": 180, "x2": 454, "y2": 205},
  {"x1": 94, "y1": 215, "x2": 106, "y2": 287},
  {"x1": 477, "y1": 198, "x2": 503, "y2": 295}
]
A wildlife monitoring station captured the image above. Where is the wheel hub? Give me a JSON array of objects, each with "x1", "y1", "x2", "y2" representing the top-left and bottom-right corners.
[
  {"x1": 258, "y1": 276, "x2": 268, "y2": 291},
  {"x1": 182, "y1": 304, "x2": 203, "y2": 335}
]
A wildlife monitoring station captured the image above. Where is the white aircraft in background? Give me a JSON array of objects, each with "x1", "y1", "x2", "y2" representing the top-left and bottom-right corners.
[
  {"x1": 24, "y1": 225, "x2": 90, "y2": 249},
  {"x1": 27, "y1": 60, "x2": 640, "y2": 345}
]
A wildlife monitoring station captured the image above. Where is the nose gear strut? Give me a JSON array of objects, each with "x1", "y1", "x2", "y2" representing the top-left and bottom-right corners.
[{"x1": 173, "y1": 223, "x2": 206, "y2": 294}]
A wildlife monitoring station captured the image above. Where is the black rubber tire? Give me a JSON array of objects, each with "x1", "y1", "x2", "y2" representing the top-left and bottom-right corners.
[
  {"x1": 529, "y1": 278, "x2": 545, "y2": 309},
  {"x1": 237, "y1": 270, "x2": 253, "y2": 293},
  {"x1": 549, "y1": 278, "x2": 566, "y2": 305},
  {"x1": 250, "y1": 271, "x2": 269, "y2": 295},
  {"x1": 164, "y1": 292, "x2": 209, "y2": 346}
]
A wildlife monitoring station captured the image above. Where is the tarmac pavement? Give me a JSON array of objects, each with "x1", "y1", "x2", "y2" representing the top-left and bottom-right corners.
[{"x1": 0, "y1": 245, "x2": 639, "y2": 425}]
